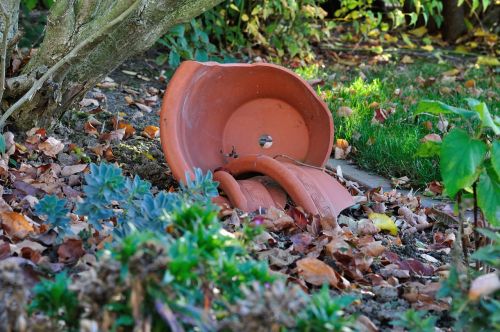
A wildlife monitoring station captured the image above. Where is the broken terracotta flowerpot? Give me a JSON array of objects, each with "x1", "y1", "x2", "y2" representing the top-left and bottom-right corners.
[
  {"x1": 213, "y1": 171, "x2": 287, "y2": 212},
  {"x1": 222, "y1": 155, "x2": 354, "y2": 217},
  {"x1": 160, "y1": 61, "x2": 333, "y2": 182},
  {"x1": 160, "y1": 60, "x2": 354, "y2": 217}
]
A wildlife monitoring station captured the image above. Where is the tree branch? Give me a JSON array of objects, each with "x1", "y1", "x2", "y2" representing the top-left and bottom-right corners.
[
  {"x1": 0, "y1": 2, "x2": 10, "y2": 108},
  {"x1": 0, "y1": 0, "x2": 141, "y2": 129}
]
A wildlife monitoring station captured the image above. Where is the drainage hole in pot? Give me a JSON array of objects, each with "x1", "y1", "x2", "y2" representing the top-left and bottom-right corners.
[{"x1": 259, "y1": 134, "x2": 273, "y2": 149}]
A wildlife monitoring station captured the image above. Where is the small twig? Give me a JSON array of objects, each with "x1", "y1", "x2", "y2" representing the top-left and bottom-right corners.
[
  {"x1": 273, "y1": 154, "x2": 343, "y2": 180},
  {"x1": 473, "y1": 182, "x2": 480, "y2": 270},
  {"x1": 457, "y1": 191, "x2": 469, "y2": 267},
  {"x1": 0, "y1": 0, "x2": 141, "y2": 130},
  {"x1": 0, "y1": 2, "x2": 10, "y2": 107},
  {"x1": 154, "y1": 300, "x2": 185, "y2": 332}
]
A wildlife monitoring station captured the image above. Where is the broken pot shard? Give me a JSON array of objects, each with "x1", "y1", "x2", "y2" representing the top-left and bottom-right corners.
[
  {"x1": 214, "y1": 171, "x2": 287, "y2": 212},
  {"x1": 222, "y1": 155, "x2": 353, "y2": 217}
]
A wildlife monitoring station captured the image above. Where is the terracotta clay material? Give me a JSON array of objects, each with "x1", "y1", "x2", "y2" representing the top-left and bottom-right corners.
[
  {"x1": 214, "y1": 171, "x2": 287, "y2": 212},
  {"x1": 160, "y1": 60, "x2": 354, "y2": 217},
  {"x1": 222, "y1": 155, "x2": 354, "y2": 217},
  {"x1": 160, "y1": 61, "x2": 333, "y2": 182}
]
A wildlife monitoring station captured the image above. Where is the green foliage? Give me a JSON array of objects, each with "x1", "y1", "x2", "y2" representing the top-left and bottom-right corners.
[
  {"x1": 157, "y1": 19, "x2": 218, "y2": 67},
  {"x1": 34, "y1": 195, "x2": 72, "y2": 242},
  {"x1": 438, "y1": 229, "x2": 500, "y2": 331},
  {"x1": 21, "y1": 0, "x2": 53, "y2": 10},
  {"x1": 335, "y1": 0, "x2": 387, "y2": 35},
  {"x1": 409, "y1": 0, "x2": 444, "y2": 27},
  {"x1": 295, "y1": 285, "x2": 356, "y2": 331},
  {"x1": 28, "y1": 272, "x2": 80, "y2": 331},
  {"x1": 30, "y1": 205, "x2": 273, "y2": 330},
  {"x1": 471, "y1": 228, "x2": 500, "y2": 267},
  {"x1": 34, "y1": 163, "x2": 220, "y2": 240},
  {"x1": 391, "y1": 309, "x2": 437, "y2": 332},
  {"x1": 415, "y1": 98, "x2": 499, "y2": 225},
  {"x1": 440, "y1": 128, "x2": 487, "y2": 197},
  {"x1": 158, "y1": 0, "x2": 331, "y2": 64}
]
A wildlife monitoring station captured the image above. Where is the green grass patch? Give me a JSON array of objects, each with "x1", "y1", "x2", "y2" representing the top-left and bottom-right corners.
[{"x1": 296, "y1": 61, "x2": 500, "y2": 187}]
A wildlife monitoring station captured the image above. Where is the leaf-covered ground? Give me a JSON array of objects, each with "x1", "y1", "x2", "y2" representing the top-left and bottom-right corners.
[{"x1": 2, "y1": 46, "x2": 490, "y2": 330}]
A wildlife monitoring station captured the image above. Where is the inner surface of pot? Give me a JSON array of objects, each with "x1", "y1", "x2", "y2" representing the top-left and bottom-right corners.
[{"x1": 161, "y1": 61, "x2": 333, "y2": 181}]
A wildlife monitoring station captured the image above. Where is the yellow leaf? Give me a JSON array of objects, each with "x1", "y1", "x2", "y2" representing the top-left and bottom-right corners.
[
  {"x1": 409, "y1": 26, "x2": 427, "y2": 38},
  {"x1": 370, "y1": 46, "x2": 384, "y2": 54},
  {"x1": 401, "y1": 55, "x2": 414, "y2": 64},
  {"x1": 421, "y1": 44, "x2": 434, "y2": 52},
  {"x1": 384, "y1": 34, "x2": 398, "y2": 43},
  {"x1": 400, "y1": 33, "x2": 416, "y2": 48},
  {"x1": 477, "y1": 56, "x2": 500, "y2": 67},
  {"x1": 442, "y1": 68, "x2": 460, "y2": 77},
  {"x1": 454, "y1": 45, "x2": 470, "y2": 53},
  {"x1": 369, "y1": 213, "x2": 398, "y2": 236}
]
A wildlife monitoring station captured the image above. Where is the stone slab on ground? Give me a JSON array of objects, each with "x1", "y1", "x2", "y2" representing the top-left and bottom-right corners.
[{"x1": 327, "y1": 159, "x2": 447, "y2": 208}]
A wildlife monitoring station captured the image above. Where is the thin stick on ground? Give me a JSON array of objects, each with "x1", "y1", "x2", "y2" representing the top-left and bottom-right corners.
[
  {"x1": 473, "y1": 182, "x2": 480, "y2": 270},
  {"x1": 0, "y1": 2, "x2": 10, "y2": 106},
  {"x1": 0, "y1": 0, "x2": 141, "y2": 130},
  {"x1": 457, "y1": 191, "x2": 469, "y2": 268}
]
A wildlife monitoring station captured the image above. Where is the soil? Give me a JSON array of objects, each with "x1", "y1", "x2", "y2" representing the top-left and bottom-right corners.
[{"x1": 54, "y1": 52, "x2": 175, "y2": 189}]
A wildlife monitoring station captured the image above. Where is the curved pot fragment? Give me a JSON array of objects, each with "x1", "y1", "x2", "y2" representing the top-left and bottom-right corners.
[{"x1": 223, "y1": 155, "x2": 354, "y2": 217}]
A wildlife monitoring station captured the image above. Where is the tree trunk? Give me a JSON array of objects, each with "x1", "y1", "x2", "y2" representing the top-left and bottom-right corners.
[
  {"x1": 1, "y1": 0, "x2": 223, "y2": 131},
  {"x1": 442, "y1": 0, "x2": 466, "y2": 42}
]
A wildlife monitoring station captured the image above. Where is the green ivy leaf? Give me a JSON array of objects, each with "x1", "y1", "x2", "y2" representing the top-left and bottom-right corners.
[
  {"x1": 415, "y1": 100, "x2": 477, "y2": 119},
  {"x1": 440, "y1": 129, "x2": 487, "y2": 197},
  {"x1": 492, "y1": 140, "x2": 500, "y2": 177},
  {"x1": 477, "y1": 161, "x2": 500, "y2": 226}
]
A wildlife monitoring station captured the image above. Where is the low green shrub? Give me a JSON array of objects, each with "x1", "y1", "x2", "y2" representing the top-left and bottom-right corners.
[
  {"x1": 391, "y1": 309, "x2": 437, "y2": 332},
  {"x1": 158, "y1": 0, "x2": 332, "y2": 66},
  {"x1": 437, "y1": 229, "x2": 500, "y2": 331},
  {"x1": 29, "y1": 162, "x2": 357, "y2": 331}
]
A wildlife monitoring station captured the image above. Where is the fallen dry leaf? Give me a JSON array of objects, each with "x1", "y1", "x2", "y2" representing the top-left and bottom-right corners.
[
  {"x1": 469, "y1": 272, "x2": 500, "y2": 300},
  {"x1": 57, "y1": 239, "x2": 86, "y2": 264},
  {"x1": 100, "y1": 128, "x2": 126, "y2": 142},
  {"x1": 118, "y1": 122, "x2": 136, "y2": 139},
  {"x1": 61, "y1": 164, "x2": 88, "y2": 177},
  {"x1": 0, "y1": 212, "x2": 34, "y2": 239},
  {"x1": 401, "y1": 55, "x2": 414, "y2": 64},
  {"x1": 84, "y1": 121, "x2": 99, "y2": 136},
  {"x1": 337, "y1": 106, "x2": 353, "y2": 117},
  {"x1": 79, "y1": 98, "x2": 99, "y2": 107},
  {"x1": 361, "y1": 241, "x2": 386, "y2": 257},
  {"x1": 38, "y1": 137, "x2": 64, "y2": 157},
  {"x1": 143, "y1": 125, "x2": 160, "y2": 139},
  {"x1": 124, "y1": 95, "x2": 135, "y2": 105},
  {"x1": 369, "y1": 213, "x2": 398, "y2": 236},
  {"x1": 421, "y1": 133, "x2": 442, "y2": 143},
  {"x1": 135, "y1": 102, "x2": 153, "y2": 113},
  {"x1": 296, "y1": 257, "x2": 338, "y2": 287},
  {"x1": 464, "y1": 79, "x2": 476, "y2": 88}
]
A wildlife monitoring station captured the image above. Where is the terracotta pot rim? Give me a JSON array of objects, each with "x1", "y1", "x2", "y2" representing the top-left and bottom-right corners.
[{"x1": 160, "y1": 60, "x2": 334, "y2": 183}]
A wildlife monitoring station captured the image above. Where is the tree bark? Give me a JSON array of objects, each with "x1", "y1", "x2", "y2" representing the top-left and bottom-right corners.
[
  {"x1": 2, "y1": 0, "x2": 223, "y2": 131},
  {"x1": 0, "y1": 0, "x2": 20, "y2": 108},
  {"x1": 442, "y1": 0, "x2": 466, "y2": 42}
]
